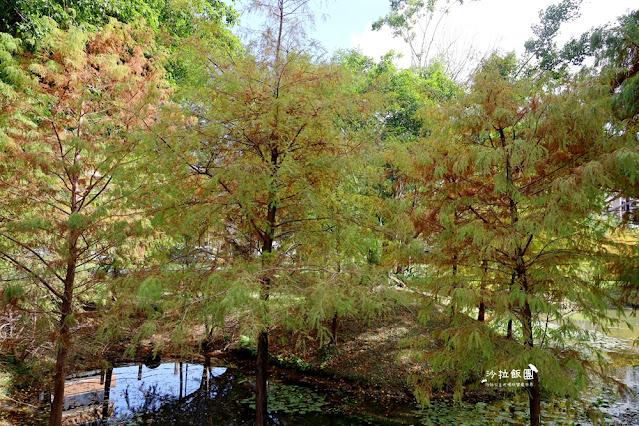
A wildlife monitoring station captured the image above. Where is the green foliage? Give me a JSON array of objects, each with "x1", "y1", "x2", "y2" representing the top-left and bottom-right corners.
[
  {"x1": 67, "y1": 213, "x2": 91, "y2": 231},
  {"x1": 373, "y1": 0, "x2": 437, "y2": 35},
  {"x1": 1, "y1": 4, "x2": 637, "y2": 425},
  {"x1": 148, "y1": 7, "x2": 392, "y2": 353},
  {"x1": 0, "y1": 31, "x2": 36, "y2": 157},
  {"x1": 0, "y1": 25, "x2": 171, "y2": 414},
  {"x1": 590, "y1": 10, "x2": 639, "y2": 121},
  {"x1": 1, "y1": 284, "x2": 25, "y2": 305},
  {"x1": 524, "y1": 0, "x2": 585, "y2": 76},
  {"x1": 0, "y1": 33, "x2": 31, "y2": 89},
  {"x1": 137, "y1": 278, "x2": 165, "y2": 305},
  {"x1": 273, "y1": 353, "x2": 314, "y2": 372},
  {"x1": 386, "y1": 62, "x2": 459, "y2": 140},
  {"x1": 1, "y1": 0, "x2": 237, "y2": 47}
]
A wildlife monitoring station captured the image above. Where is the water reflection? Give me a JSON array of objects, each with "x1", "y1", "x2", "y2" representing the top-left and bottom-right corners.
[
  {"x1": 61, "y1": 361, "x2": 229, "y2": 425},
  {"x1": 58, "y1": 359, "x2": 638, "y2": 425},
  {"x1": 60, "y1": 360, "x2": 388, "y2": 425}
]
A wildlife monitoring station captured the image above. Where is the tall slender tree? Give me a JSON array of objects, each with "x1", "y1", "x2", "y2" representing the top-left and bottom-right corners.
[
  {"x1": 150, "y1": 2, "x2": 381, "y2": 424},
  {"x1": 407, "y1": 55, "x2": 635, "y2": 425},
  {"x1": 0, "y1": 22, "x2": 167, "y2": 425}
]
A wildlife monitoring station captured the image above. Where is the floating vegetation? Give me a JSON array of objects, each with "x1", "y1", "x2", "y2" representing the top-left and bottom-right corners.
[{"x1": 241, "y1": 384, "x2": 326, "y2": 415}]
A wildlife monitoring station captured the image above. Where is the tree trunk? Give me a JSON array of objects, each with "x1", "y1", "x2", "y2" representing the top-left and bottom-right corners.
[
  {"x1": 49, "y1": 278, "x2": 75, "y2": 426},
  {"x1": 477, "y1": 301, "x2": 485, "y2": 321},
  {"x1": 255, "y1": 330, "x2": 269, "y2": 426},
  {"x1": 50, "y1": 146, "x2": 82, "y2": 426},
  {"x1": 255, "y1": 144, "x2": 276, "y2": 424},
  {"x1": 502, "y1": 109, "x2": 539, "y2": 425},
  {"x1": 49, "y1": 324, "x2": 70, "y2": 426},
  {"x1": 449, "y1": 256, "x2": 457, "y2": 321},
  {"x1": 179, "y1": 362, "x2": 183, "y2": 399},
  {"x1": 522, "y1": 299, "x2": 540, "y2": 426},
  {"x1": 529, "y1": 372, "x2": 541, "y2": 426},
  {"x1": 478, "y1": 260, "x2": 487, "y2": 322},
  {"x1": 506, "y1": 319, "x2": 512, "y2": 339},
  {"x1": 203, "y1": 356, "x2": 211, "y2": 393},
  {"x1": 275, "y1": 0, "x2": 284, "y2": 64},
  {"x1": 330, "y1": 313, "x2": 338, "y2": 345}
]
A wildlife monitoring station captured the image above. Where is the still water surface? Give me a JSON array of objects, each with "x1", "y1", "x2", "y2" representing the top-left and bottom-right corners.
[
  {"x1": 61, "y1": 309, "x2": 639, "y2": 425},
  {"x1": 61, "y1": 361, "x2": 404, "y2": 425},
  {"x1": 61, "y1": 360, "x2": 639, "y2": 425}
]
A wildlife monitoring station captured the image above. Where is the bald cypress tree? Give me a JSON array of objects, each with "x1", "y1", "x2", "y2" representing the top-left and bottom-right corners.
[
  {"x1": 407, "y1": 55, "x2": 636, "y2": 425},
  {"x1": 0, "y1": 22, "x2": 167, "y2": 426},
  {"x1": 146, "y1": 2, "x2": 385, "y2": 424}
]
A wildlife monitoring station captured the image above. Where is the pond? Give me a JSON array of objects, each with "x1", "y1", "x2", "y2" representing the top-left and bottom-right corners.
[
  {"x1": 60, "y1": 361, "x2": 419, "y2": 425},
  {"x1": 59, "y1": 360, "x2": 639, "y2": 425},
  {"x1": 59, "y1": 309, "x2": 639, "y2": 425}
]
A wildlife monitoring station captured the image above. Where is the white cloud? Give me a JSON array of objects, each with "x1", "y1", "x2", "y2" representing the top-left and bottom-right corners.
[{"x1": 348, "y1": 0, "x2": 637, "y2": 70}]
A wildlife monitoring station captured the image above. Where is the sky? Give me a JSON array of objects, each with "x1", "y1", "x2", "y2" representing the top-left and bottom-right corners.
[{"x1": 236, "y1": 0, "x2": 637, "y2": 68}]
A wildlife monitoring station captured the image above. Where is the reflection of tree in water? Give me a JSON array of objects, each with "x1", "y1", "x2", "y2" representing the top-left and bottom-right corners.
[
  {"x1": 139, "y1": 383, "x2": 166, "y2": 411},
  {"x1": 119, "y1": 373, "x2": 178, "y2": 417},
  {"x1": 140, "y1": 362, "x2": 256, "y2": 425},
  {"x1": 98, "y1": 363, "x2": 353, "y2": 425},
  {"x1": 123, "y1": 387, "x2": 131, "y2": 411}
]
